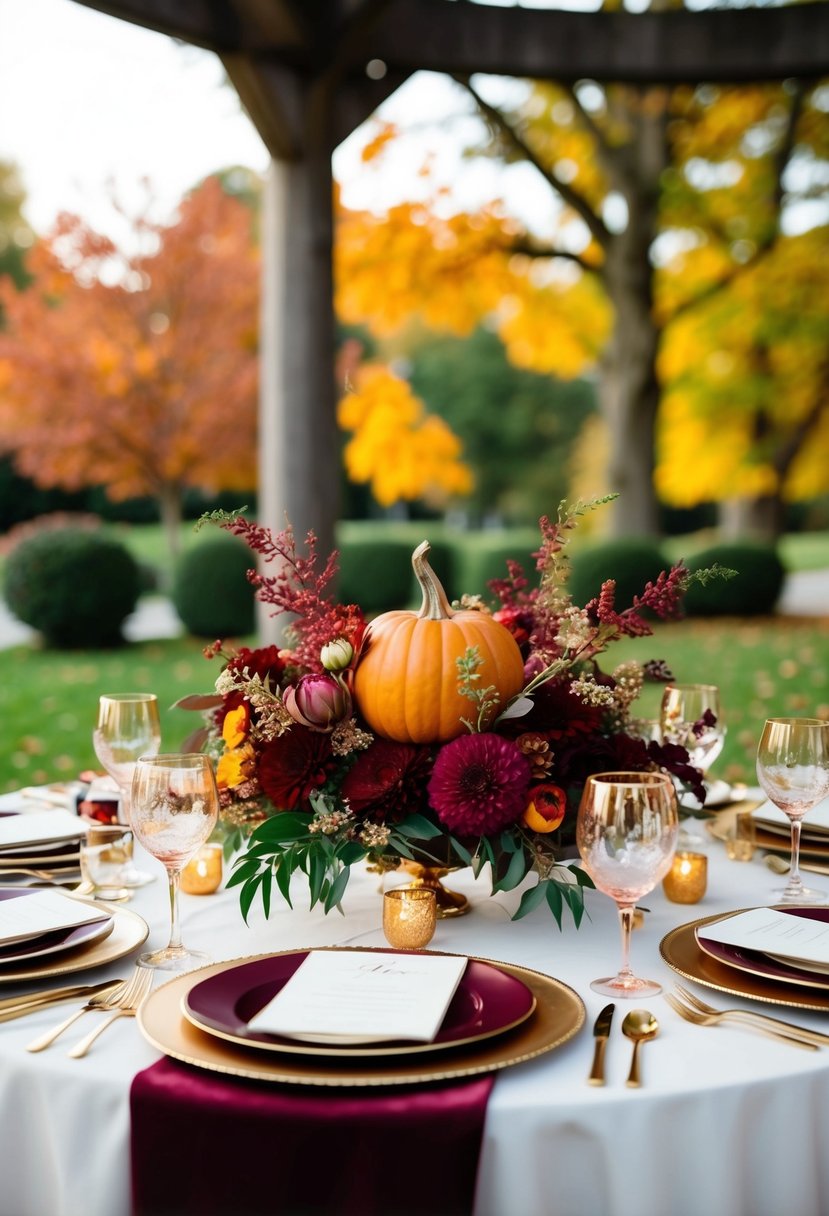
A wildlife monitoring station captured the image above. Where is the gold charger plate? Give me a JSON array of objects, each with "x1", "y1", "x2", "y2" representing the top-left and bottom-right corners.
[
  {"x1": 660, "y1": 910, "x2": 829, "y2": 1013},
  {"x1": 0, "y1": 899, "x2": 148, "y2": 985},
  {"x1": 139, "y1": 950, "x2": 585, "y2": 1087}
]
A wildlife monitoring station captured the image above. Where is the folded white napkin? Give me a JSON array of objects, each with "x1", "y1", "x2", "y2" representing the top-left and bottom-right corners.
[
  {"x1": 0, "y1": 810, "x2": 86, "y2": 850},
  {"x1": 248, "y1": 950, "x2": 468, "y2": 1044},
  {"x1": 0, "y1": 889, "x2": 109, "y2": 948}
]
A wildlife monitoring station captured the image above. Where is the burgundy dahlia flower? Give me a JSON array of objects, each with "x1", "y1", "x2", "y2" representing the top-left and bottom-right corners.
[
  {"x1": 340, "y1": 739, "x2": 432, "y2": 821},
  {"x1": 428, "y1": 734, "x2": 532, "y2": 836},
  {"x1": 257, "y1": 728, "x2": 335, "y2": 810}
]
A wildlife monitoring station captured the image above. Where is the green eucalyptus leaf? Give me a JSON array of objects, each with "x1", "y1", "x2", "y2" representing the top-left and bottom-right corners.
[
  {"x1": 493, "y1": 847, "x2": 529, "y2": 893},
  {"x1": 511, "y1": 880, "x2": 548, "y2": 921}
]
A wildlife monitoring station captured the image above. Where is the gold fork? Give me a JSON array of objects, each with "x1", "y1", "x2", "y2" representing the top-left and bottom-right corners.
[
  {"x1": 674, "y1": 983, "x2": 829, "y2": 1048},
  {"x1": 663, "y1": 991, "x2": 815, "y2": 1050},
  {"x1": 26, "y1": 980, "x2": 128, "y2": 1052},
  {"x1": 67, "y1": 967, "x2": 154, "y2": 1058}
]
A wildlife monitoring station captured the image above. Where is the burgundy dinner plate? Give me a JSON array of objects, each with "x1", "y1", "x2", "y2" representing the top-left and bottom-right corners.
[
  {"x1": 0, "y1": 888, "x2": 112, "y2": 965},
  {"x1": 183, "y1": 949, "x2": 537, "y2": 1057},
  {"x1": 696, "y1": 906, "x2": 829, "y2": 991}
]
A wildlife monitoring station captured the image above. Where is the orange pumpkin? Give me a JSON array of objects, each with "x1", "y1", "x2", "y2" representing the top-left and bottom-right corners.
[{"x1": 353, "y1": 540, "x2": 526, "y2": 744}]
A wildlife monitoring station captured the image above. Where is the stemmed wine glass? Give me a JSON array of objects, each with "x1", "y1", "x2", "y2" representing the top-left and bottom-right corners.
[
  {"x1": 576, "y1": 771, "x2": 679, "y2": 997},
  {"x1": 756, "y1": 717, "x2": 829, "y2": 905},
  {"x1": 93, "y1": 693, "x2": 162, "y2": 887},
  {"x1": 660, "y1": 683, "x2": 725, "y2": 846},
  {"x1": 130, "y1": 753, "x2": 219, "y2": 971}
]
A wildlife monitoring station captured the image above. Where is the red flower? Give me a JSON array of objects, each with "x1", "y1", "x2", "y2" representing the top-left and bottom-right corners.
[
  {"x1": 226, "y1": 645, "x2": 287, "y2": 684},
  {"x1": 340, "y1": 739, "x2": 432, "y2": 821},
  {"x1": 428, "y1": 734, "x2": 531, "y2": 836},
  {"x1": 257, "y1": 728, "x2": 335, "y2": 810}
]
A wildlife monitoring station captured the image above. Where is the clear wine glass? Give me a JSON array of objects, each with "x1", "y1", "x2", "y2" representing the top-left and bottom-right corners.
[
  {"x1": 576, "y1": 771, "x2": 679, "y2": 997},
  {"x1": 130, "y1": 753, "x2": 219, "y2": 972},
  {"x1": 93, "y1": 693, "x2": 162, "y2": 888},
  {"x1": 757, "y1": 717, "x2": 829, "y2": 905},
  {"x1": 660, "y1": 683, "x2": 725, "y2": 847}
]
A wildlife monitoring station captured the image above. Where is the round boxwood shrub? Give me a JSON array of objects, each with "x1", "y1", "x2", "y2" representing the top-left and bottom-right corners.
[
  {"x1": 172, "y1": 537, "x2": 256, "y2": 638},
  {"x1": 682, "y1": 542, "x2": 786, "y2": 616},
  {"x1": 3, "y1": 528, "x2": 141, "y2": 648},
  {"x1": 568, "y1": 538, "x2": 667, "y2": 610}
]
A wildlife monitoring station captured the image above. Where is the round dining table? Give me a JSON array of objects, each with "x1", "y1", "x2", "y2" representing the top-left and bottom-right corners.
[{"x1": 2, "y1": 811, "x2": 829, "y2": 1216}]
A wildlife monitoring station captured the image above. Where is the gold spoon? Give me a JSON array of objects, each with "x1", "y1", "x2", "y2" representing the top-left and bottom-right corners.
[{"x1": 622, "y1": 1009, "x2": 659, "y2": 1088}]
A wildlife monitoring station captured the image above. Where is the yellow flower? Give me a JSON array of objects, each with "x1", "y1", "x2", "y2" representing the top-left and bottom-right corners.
[
  {"x1": 216, "y1": 743, "x2": 255, "y2": 790},
  {"x1": 222, "y1": 704, "x2": 250, "y2": 749}
]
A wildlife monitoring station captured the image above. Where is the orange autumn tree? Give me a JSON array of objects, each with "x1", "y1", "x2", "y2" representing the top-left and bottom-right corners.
[{"x1": 0, "y1": 175, "x2": 259, "y2": 558}]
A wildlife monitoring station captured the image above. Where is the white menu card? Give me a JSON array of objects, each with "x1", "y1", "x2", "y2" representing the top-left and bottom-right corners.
[
  {"x1": 0, "y1": 890, "x2": 109, "y2": 948},
  {"x1": 0, "y1": 810, "x2": 86, "y2": 849},
  {"x1": 248, "y1": 950, "x2": 468, "y2": 1043},
  {"x1": 698, "y1": 908, "x2": 829, "y2": 968}
]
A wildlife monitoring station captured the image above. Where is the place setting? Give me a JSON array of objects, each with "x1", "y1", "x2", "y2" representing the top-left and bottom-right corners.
[
  {"x1": 662, "y1": 715, "x2": 829, "y2": 1016},
  {"x1": 138, "y1": 884, "x2": 586, "y2": 1087},
  {"x1": 0, "y1": 883, "x2": 148, "y2": 1000}
]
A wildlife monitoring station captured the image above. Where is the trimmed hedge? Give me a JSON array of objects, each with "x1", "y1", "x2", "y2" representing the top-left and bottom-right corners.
[
  {"x1": 339, "y1": 537, "x2": 429, "y2": 613},
  {"x1": 3, "y1": 529, "x2": 141, "y2": 648},
  {"x1": 683, "y1": 542, "x2": 786, "y2": 616},
  {"x1": 172, "y1": 537, "x2": 256, "y2": 638},
  {"x1": 568, "y1": 539, "x2": 667, "y2": 610},
  {"x1": 448, "y1": 531, "x2": 541, "y2": 602}
]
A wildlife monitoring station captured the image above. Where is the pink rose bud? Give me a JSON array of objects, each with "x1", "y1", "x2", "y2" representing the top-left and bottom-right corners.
[
  {"x1": 283, "y1": 673, "x2": 351, "y2": 731},
  {"x1": 320, "y1": 638, "x2": 354, "y2": 672}
]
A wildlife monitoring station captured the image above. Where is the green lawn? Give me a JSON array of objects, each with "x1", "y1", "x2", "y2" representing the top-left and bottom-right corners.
[
  {"x1": 0, "y1": 616, "x2": 826, "y2": 794},
  {"x1": 611, "y1": 616, "x2": 829, "y2": 785},
  {"x1": 0, "y1": 635, "x2": 248, "y2": 794}
]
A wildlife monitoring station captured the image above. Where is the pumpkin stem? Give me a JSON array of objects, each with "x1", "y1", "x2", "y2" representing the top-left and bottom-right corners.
[{"x1": 412, "y1": 540, "x2": 454, "y2": 621}]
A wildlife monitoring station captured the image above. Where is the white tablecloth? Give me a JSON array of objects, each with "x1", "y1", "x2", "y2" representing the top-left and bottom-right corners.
[{"x1": 2, "y1": 828, "x2": 829, "y2": 1216}]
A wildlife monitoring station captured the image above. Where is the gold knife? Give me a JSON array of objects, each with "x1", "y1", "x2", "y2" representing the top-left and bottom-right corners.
[
  {"x1": 587, "y1": 1003, "x2": 615, "y2": 1085},
  {"x1": 0, "y1": 980, "x2": 120, "y2": 1022}
]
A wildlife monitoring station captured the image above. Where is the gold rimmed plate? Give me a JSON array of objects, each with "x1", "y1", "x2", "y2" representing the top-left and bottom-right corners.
[
  {"x1": 660, "y1": 909, "x2": 829, "y2": 1013},
  {"x1": 707, "y1": 808, "x2": 829, "y2": 861},
  {"x1": 0, "y1": 899, "x2": 148, "y2": 984},
  {"x1": 181, "y1": 948, "x2": 537, "y2": 1058},
  {"x1": 140, "y1": 950, "x2": 585, "y2": 1087}
]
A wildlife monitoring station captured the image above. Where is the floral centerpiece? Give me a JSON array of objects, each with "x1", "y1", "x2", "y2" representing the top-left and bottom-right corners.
[{"x1": 180, "y1": 500, "x2": 724, "y2": 927}]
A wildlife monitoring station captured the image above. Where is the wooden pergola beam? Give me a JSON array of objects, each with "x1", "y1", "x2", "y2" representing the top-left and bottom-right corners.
[{"x1": 74, "y1": 1, "x2": 829, "y2": 86}]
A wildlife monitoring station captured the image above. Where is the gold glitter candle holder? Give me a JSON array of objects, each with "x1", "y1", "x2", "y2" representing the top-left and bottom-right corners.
[
  {"x1": 383, "y1": 887, "x2": 437, "y2": 949},
  {"x1": 180, "y1": 843, "x2": 224, "y2": 895},
  {"x1": 662, "y1": 851, "x2": 708, "y2": 904}
]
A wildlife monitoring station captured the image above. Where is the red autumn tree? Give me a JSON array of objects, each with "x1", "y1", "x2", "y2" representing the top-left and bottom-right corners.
[{"x1": 0, "y1": 175, "x2": 259, "y2": 557}]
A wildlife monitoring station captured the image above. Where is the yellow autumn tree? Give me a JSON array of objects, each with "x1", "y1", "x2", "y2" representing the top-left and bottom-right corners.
[
  {"x1": 337, "y1": 362, "x2": 473, "y2": 508},
  {"x1": 335, "y1": 71, "x2": 829, "y2": 538}
]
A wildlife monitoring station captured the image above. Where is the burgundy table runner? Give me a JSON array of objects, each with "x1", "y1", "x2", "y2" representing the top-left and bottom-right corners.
[{"x1": 130, "y1": 1057, "x2": 494, "y2": 1216}]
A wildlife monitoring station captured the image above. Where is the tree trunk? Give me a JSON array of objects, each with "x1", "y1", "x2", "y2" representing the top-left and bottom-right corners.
[
  {"x1": 599, "y1": 296, "x2": 661, "y2": 538},
  {"x1": 597, "y1": 89, "x2": 668, "y2": 539},
  {"x1": 718, "y1": 495, "x2": 786, "y2": 541},
  {"x1": 158, "y1": 485, "x2": 183, "y2": 574}
]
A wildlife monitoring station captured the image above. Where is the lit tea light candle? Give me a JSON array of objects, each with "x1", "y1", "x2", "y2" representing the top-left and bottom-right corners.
[
  {"x1": 383, "y1": 887, "x2": 437, "y2": 950},
  {"x1": 181, "y1": 843, "x2": 223, "y2": 895},
  {"x1": 662, "y1": 851, "x2": 708, "y2": 904}
]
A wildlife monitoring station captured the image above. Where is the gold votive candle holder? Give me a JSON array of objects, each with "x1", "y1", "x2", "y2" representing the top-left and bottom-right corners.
[
  {"x1": 725, "y1": 808, "x2": 756, "y2": 862},
  {"x1": 663, "y1": 851, "x2": 708, "y2": 904},
  {"x1": 181, "y1": 843, "x2": 223, "y2": 895},
  {"x1": 383, "y1": 887, "x2": 437, "y2": 950}
]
